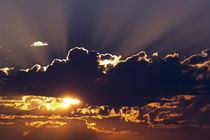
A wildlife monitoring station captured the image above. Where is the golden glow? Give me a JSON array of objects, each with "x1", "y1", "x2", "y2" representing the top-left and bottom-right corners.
[
  {"x1": 0, "y1": 67, "x2": 14, "y2": 75},
  {"x1": 153, "y1": 52, "x2": 158, "y2": 57},
  {"x1": 30, "y1": 41, "x2": 48, "y2": 47},
  {"x1": 22, "y1": 130, "x2": 31, "y2": 136},
  {"x1": 62, "y1": 98, "x2": 80, "y2": 108},
  {"x1": 20, "y1": 64, "x2": 49, "y2": 72},
  {"x1": 98, "y1": 54, "x2": 121, "y2": 68},
  {"x1": 0, "y1": 94, "x2": 207, "y2": 130},
  {"x1": 0, "y1": 95, "x2": 80, "y2": 111},
  {"x1": 98, "y1": 54, "x2": 121, "y2": 73}
]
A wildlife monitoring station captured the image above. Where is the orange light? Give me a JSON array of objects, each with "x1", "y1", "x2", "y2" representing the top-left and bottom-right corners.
[
  {"x1": 0, "y1": 95, "x2": 81, "y2": 111},
  {"x1": 62, "y1": 98, "x2": 80, "y2": 108}
]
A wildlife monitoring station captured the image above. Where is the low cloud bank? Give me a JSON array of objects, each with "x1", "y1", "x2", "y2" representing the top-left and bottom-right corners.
[{"x1": 0, "y1": 47, "x2": 209, "y2": 105}]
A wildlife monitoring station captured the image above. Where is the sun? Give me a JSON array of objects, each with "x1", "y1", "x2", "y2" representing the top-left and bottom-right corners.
[{"x1": 62, "y1": 98, "x2": 80, "y2": 108}]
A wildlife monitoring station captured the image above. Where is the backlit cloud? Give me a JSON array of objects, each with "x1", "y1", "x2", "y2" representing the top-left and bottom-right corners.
[
  {"x1": 30, "y1": 41, "x2": 48, "y2": 47},
  {"x1": 0, "y1": 47, "x2": 209, "y2": 104},
  {"x1": 0, "y1": 94, "x2": 209, "y2": 139},
  {"x1": 98, "y1": 53, "x2": 121, "y2": 73},
  {"x1": 0, "y1": 67, "x2": 14, "y2": 75}
]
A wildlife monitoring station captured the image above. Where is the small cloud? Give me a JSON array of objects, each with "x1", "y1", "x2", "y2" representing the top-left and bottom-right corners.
[
  {"x1": 22, "y1": 130, "x2": 31, "y2": 136},
  {"x1": 152, "y1": 52, "x2": 158, "y2": 57},
  {"x1": 30, "y1": 41, "x2": 48, "y2": 47},
  {"x1": 0, "y1": 67, "x2": 14, "y2": 75},
  {"x1": 200, "y1": 104, "x2": 210, "y2": 112}
]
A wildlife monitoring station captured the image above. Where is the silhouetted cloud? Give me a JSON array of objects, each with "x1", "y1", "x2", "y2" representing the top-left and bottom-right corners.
[
  {"x1": 182, "y1": 49, "x2": 209, "y2": 65},
  {"x1": 0, "y1": 47, "x2": 209, "y2": 105}
]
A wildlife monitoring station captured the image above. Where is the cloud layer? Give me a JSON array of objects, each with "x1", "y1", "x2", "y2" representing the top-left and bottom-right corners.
[
  {"x1": 0, "y1": 47, "x2": 209, "y2": 105},
  {"x1": 0, "y1": 94, "x2": 210, "y2": 140}
]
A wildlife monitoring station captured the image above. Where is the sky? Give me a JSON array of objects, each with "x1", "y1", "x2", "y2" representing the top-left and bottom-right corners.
[
  {"x1": 0, "y1": 0, "x2": 210, "y2": 140},
  {"x1": 0, "y1": 0, "x2": 210, "y2": 67}
]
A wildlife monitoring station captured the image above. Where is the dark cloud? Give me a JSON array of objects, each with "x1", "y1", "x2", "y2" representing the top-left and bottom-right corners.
[
  {"x1": 182, "y1": 49, "x2": 209, "y2": 65},
  {"x1": 0, "y1": 47, "x2": 209, "y2": 105}
]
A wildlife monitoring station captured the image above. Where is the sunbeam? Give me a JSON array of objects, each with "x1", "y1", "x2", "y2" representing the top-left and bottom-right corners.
[{"x1": 0, "y1": 1, "x2": 210, "y2": 140}]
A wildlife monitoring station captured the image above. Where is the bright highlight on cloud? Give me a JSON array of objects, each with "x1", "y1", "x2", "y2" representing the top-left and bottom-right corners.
[
  {"x1": 62, "y1": 98, "x2": 80, "y2": 108},
  {"x1": 0, "y1": 95, "x2": 80, "y2": 111},
  {"x1": 0, "y1": 94, "x2": 209, "y2": 140},
  {"x1": 30, "y1": 41, "x2": 48, "y2": 47},
  {"x1": 98, "y1": 54, "x2": 121, "y2": 73},
  {"x1": 0, "y1": 47, "x2": 209, "y2": 140},
  {"x1": 0, "y1": 67, "x2": 14, "y2": 75},
  {"x1": 0, "y1": 47, "x2": 209, "y2": 105}
]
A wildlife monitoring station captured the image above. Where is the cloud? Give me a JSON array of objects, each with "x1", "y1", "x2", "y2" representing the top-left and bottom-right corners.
[
  {"x1": 0, "y1": 67, "x2": 14, "y2": 75},
  {"x1": 0, "y1": 95, "x2": 80, "y2": 111},
  {"x1": 30, "y1": 41, "x2": 48, "y2": 47},
  {"x1": 200, "y1": 104, "x2": 210, "y2": 112},
  {"x1": 182, "y1": 49, "x2": 209, "y2": 66},
  {"x1": 0, "y1": 47, "x2": 209, "y2": 105},
  {"x1": 98, "y1": 53, "x2": 121, "y2": 73},
  {"x1": 0, "y1": 95, "x2": 210, "y2": 137},
  {"x1": 99, "y1": 50, "x2": 208, "y2": 104}
]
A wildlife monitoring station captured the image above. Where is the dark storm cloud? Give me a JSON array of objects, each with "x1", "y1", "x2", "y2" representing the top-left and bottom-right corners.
[{"x1": 0, "y1": 47, "x2": 209, "y2": 105}]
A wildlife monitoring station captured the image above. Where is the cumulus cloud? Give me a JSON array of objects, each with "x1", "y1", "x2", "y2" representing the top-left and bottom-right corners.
[
  {"x1": 30, "y1": 41, "x2": 48, "y2": 47},
  {"x1": 0, "y1": 47, "x2": 209, "y2": 105}
]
